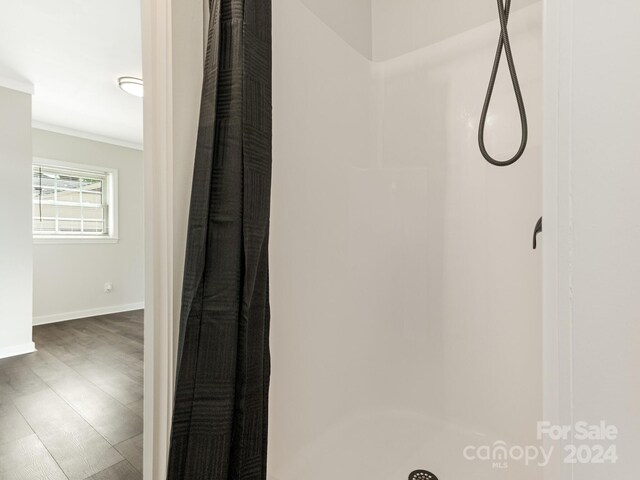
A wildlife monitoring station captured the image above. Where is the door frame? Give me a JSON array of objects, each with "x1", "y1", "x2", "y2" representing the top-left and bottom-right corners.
[
  {"x1": 141, "y1": 0, "x2": 175, "y2": 477},
  {"x1": 141, "y1": 0, "x2": 205, "y2": 477}
]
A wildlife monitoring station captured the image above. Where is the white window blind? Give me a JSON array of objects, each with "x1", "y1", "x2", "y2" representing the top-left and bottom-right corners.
[{"x1": 32, "y1": 164, "x2": 110, "y2": 237}]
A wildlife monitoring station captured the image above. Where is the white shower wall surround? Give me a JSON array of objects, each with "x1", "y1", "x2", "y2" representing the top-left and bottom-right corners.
[{"x1": 270, "y1": 1, "x2": 542, "y2": 479}]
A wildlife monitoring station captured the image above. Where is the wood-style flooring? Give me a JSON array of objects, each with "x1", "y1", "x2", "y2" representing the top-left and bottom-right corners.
[{"x1": 0, "y1": 310, "x2": 144, "y2": 480}]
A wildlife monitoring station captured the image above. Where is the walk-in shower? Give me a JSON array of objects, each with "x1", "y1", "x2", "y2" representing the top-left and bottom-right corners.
[
  {"x1": 269, "y1": 1, "x2": 542, "y2": 479},
  {"x1": 140, "y1": 0, "x2": 640, "y2": 476}
]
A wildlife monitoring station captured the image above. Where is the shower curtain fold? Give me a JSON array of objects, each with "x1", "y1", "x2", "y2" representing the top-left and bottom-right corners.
[{"x1": 167, "y1": 0, "x2": 272, "y2": 478}]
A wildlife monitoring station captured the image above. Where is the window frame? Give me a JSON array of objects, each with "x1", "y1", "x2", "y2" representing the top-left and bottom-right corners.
[{"x1": 32, "y1": 158, "x2": 119, "y2": 244}]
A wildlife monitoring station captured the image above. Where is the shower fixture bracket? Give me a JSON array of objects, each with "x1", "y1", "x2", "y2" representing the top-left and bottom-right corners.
[{"x1": 533, "y1": 216, "x2": 543, "y2": 249}]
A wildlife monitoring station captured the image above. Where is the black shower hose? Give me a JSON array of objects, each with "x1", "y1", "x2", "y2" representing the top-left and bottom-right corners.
[{"x1": 479, "y1": 0, "x2": 528, "y2": 167}]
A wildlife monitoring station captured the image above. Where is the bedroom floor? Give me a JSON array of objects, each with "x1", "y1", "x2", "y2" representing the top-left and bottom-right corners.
[{"x1": 0, "y1": 311, "x2": 144, "y2": 480}]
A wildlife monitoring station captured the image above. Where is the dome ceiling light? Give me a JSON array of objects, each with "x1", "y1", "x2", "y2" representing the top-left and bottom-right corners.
[{"x1": 118, "y1": 76, "x2": 143, "y2": 97}]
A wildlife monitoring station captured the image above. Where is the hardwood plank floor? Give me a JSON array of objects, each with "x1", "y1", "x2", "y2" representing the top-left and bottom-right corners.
[
  {"x1": 0, "y1": 311, "x2": 143, "y2": 480},
  {"x1": 0, "y1": 434, "x2": 67, "y2": 480}
]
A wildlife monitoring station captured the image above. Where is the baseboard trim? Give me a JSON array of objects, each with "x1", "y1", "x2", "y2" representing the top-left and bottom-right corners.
[
  {"x1": 33, "y1": 302, "x2": 145, "y2": 326},
  {"x1": 0, "y1": 342, "x2": 36, "y2": 360}
]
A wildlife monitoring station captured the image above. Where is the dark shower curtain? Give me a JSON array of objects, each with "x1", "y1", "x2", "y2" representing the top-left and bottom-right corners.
[{"x1": 167, "y1": 0, "x2": 272, "y2": 478}]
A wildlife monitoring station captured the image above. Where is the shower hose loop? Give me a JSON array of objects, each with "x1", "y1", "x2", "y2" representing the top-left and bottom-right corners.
[{"x1": 479, "y1": 0, "x2": 528, "y2": 167}]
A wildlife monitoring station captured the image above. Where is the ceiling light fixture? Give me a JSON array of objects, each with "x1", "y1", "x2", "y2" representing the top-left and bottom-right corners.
[{"x1": 118, "y1": 76, "x2": 143, "y2": 97}]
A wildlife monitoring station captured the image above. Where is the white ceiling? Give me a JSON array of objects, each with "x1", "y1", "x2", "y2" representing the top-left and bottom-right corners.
[
  {"x1": 372, "y1": 0, "x2": 540, "y2": 61},
  {"x1": 300, "y1": 0, "x2": 540, "y2": 61},
  {"x1": 300, "y1": 0, "x2": 373, "y2": 59},
  {"x1": 0, "y1": 0, "x2": 143, "y2": 147}
]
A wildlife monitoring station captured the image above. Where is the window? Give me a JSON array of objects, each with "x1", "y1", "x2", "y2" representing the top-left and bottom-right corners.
[{"x1": 32, "y1": 159, "x2": 118, "y2": 242}]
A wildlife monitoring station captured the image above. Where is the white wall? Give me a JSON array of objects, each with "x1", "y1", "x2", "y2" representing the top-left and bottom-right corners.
[
  {"x1": 545, "y1": 0, "x2": 640, "y2": 478},
  {"x1": 0, "y1": 85, "x2": 34, "y2": 359},
  {"x1": 370, "y1": 5, "x2": 543, "y2": 476},
  {"x1": 270, "y1": 2, "x2": 542, "y2": 479},
  {"x1": 270, "y1": 0, "x2": 376, "y2": 477},
  {"x1": 32, "y1": 129, "x2": 144, "y2": 324}
]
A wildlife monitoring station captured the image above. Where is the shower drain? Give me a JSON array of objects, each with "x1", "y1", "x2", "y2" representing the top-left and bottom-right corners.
[{"x1": 408, "y1": 470, "x2": 439, "y2": 480}]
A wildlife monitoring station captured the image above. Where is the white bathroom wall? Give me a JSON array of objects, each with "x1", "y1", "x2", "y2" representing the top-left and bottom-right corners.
[
  {"x1": 545, "y1": 0, "x2": 640, "y2": 478},
  {"x1": 0, "y1": 85, "x2": 34, "y2": 359},
  {"x1": 269, "y1": 0, "x2": 376, "y2": 476},
  {"x1": 32, "y1": 129, "x2": 144, "y2": 324},
  {"x1": 369, "y1": 5, "x2": 542, "y2": 478},
  {"x1": 270, "y1": 2, "x2": 543, "y2": 479},
  {"x1": 375, "y1": 0, "x2": 542, "y2": 438}
]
